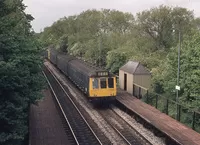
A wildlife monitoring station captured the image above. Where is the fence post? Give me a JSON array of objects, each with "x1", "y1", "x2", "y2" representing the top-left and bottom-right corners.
[
  {"x1": 146, "y1": 90, "x2": 149, "y2": 103},
  {"x1": 156, "y1": 95, "x2": 158, "y2": 109},
  {"x1": 192, "y1": 111, "x2": 196, "y2": 130},
  {"x1": 177, "y1": 105, "x2": 181, "y2": 121},
  {"x1": 166, "y1": 99, "x2": 169, "y2": 115}
]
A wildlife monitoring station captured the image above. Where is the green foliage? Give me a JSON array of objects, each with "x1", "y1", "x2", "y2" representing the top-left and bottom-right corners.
[
  {"x1": 37, "y1": 4, "x2": 200, "y2": 131},
  {"x1": 0, "y1": 0, "x2": 45, "y2": 144},
  {"x1": 106, "y1": 50, "x2": 127, "y2": 74},
  {"x1": 39, "y1": 9, "x2": 134, "y2": 64},
  {"x1": 57, "y1": 34, "x2": 68, "y2": 52},
  {"x1": 39, "y1": 5, "x2": 200, "y2": 110},
  {"x1": 180, "y1": 32, "x2": 200, "y2": 104},
  {"x1": 160, "y1": 31, "x2": 200, "y2": 108},
  {"x1": 136, "y1": 5, "x2": 195, "y2": 51}
]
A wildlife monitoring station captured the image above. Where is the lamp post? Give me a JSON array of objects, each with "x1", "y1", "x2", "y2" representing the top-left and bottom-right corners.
[{"x1": 176, "y1": 30, "x2": 181, "y2": 121}]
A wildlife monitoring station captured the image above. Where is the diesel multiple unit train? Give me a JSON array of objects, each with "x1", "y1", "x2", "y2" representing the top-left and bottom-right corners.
[{"x1": 46, "y1": 48, "x2": 117, "y2": 101}]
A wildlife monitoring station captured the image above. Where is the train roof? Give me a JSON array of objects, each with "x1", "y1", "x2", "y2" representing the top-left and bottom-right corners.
[
  {"x1": 54, "y1": 50, "x2": 110, "y2": 77},
  {"x1": 68, "y1": 58, "x2": 107, "y2": 77}
]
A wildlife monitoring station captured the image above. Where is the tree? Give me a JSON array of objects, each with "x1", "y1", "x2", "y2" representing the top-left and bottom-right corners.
[
  {"x1": 57, "y1": 35, "x2": 68, "y2": 53},
  {"x1": 136, "y1": 5, "x2": 195, "y2": 51},
  {"x1": 0, "y1": 0, "x2": 45, "y2": 144},
  {"x1": 38, "y1": 6, "x2": 200, "y2": 110},
  {"x1": 161, "y1": 30, "x2": 200, "y2": 108},
  {"x1": 106, "y1": 50, "x2": 127, "y2": 74},
  {"x1": 39, "y1": 9, "x2": 135, "y2": 66},
  {"x1": 180, "y1": 31, "x2": 200, "y2": 105}
]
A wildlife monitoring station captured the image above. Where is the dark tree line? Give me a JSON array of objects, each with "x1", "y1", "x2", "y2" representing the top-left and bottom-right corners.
[{"x1": 0, "y1": 0, "x2": 45, "y2": 144}]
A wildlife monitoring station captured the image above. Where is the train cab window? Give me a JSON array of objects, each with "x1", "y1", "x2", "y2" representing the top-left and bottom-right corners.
[
  {"x1": 108, "y1": 78, "x2": 114, "y2": 88},
  {"x1": 100, "y1": 78, "x2": 107, "y2": 89},
  {"x1": 93, "y1": 78, "x2": 99, "y2": 89}
]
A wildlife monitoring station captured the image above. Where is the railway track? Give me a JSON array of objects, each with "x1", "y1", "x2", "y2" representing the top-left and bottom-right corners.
[
  {"x1": 98, "y1": 106, "x2": 153, "y2": 145},
  {"x1": 44, "y1": 61, "x2": 161, "y2": 145},
  {"x1": 43, "y1": 66, "x2": 102, "y2": 145}
]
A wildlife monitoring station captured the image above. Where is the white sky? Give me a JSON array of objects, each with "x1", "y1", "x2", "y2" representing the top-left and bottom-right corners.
[{"x1": 23, "y1": 0, "x2": 200, "y2": 32}]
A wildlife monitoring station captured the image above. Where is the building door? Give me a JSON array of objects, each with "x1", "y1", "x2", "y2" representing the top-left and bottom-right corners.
[
  {"x1": 124, "y1": 73, "x2": 127, "y2": 91},
  {"x1": 133, "y1": 84, "x2": 135, "y2": 96}
]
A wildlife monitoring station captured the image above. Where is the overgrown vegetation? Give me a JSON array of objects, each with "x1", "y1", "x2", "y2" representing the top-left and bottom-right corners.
[
  {"x1": 1, "y1": 1, "x2": 199, "y2": 143},
  {"x1": 39, "y1": 5, "x2": 200, "y2": 109},
  {"x1": 0, "y1": 0, "x2": 45, "y2": 144},
  {"x1": 39, "y1": 5, "x2": 200, "y2": 132}
]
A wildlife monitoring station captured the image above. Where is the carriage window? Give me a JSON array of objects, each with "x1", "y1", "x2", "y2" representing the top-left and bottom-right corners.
[
  {"x1": 93, "y1": 78, "x2": 99, "y2": 89},
  {"x1": 100, "y1": 78, "x2": 107, "y2": 88},
  {"x1": 108, "y1": 78, "x2": 114, "y2": 88}
]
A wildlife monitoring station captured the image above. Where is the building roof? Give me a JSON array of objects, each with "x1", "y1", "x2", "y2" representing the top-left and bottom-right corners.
[{"x1": 120, "y1": 61, "x2": 151, "y2": 75}]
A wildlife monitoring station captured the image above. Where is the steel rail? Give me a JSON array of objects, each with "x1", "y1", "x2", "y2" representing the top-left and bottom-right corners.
[
  {"x1": 42, "y1": 71, "x2": 79, "y2": 145},
  {"x1": 98, "y1": 110, "x2": 132, "y2": 145},
  {"x1": 44, "y1": 65, "x2": 102, "y2": 145},
  {"x1": 110, "y1": 106, "x2": 153, "y2": 145}
]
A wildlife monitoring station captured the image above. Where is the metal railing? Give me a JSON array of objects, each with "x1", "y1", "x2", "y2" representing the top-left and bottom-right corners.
[{"x1": 133, "y1": 84, "x2": 200, "y2": 133}]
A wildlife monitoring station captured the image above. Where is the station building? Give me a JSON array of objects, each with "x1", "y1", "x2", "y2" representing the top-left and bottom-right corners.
[{"x1": 119, "y1": 61, "x2": 151, "y2": 98}]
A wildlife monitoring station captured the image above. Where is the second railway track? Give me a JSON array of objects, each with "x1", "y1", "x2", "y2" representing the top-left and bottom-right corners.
[
  {"x1": 44, "y1": 61, "x2": 164, "y2": 145},
  {"x1": 98, "y1": 106, "x2": 152, "y2": 145},
  {"x1": 43, "y1": 66, "x2": 102, "y2": 145}
]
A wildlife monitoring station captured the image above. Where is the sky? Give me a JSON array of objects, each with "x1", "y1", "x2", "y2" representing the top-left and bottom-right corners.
[{"x1": 23, "y1": 0, "x2": 200, "y2": 32}]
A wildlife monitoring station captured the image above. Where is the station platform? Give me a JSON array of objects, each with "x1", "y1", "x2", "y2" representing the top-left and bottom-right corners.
[
  {"x1": 29, "y1": 89, "x2": 70, "y2": 145},
  {"x1": 116, "y1": 89, "x2": 200, "y2": 145}
]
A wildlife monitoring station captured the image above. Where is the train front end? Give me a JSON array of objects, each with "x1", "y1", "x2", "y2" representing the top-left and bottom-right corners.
[{"x1": 89, "y1": 71, "x2": 117, "y2": 100}]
